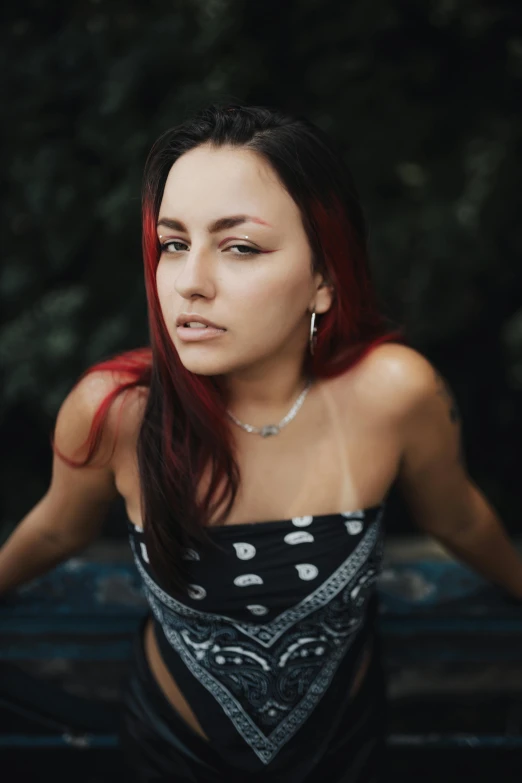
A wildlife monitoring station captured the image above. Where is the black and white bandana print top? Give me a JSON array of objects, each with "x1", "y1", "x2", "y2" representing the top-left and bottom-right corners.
[{"x1": 127, "y1": 500, "x2": 386, "y2": 774}]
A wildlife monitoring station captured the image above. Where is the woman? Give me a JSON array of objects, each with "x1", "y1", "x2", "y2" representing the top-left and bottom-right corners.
[{"x1": 2, "y1": 103, "x2": 522, "y2": 782}]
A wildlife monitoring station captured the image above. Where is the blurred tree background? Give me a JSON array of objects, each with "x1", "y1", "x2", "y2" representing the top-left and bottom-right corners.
[{"x1": 1, "y1": 0, "x2": 521, "y2": 542}]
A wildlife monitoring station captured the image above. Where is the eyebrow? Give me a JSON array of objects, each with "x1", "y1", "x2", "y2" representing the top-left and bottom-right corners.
[{"x1": 156, "y1": 214, "x2": 271, "y2": 233}]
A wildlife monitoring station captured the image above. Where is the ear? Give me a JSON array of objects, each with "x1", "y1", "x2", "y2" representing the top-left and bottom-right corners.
[{"x1": 310, "y1": 273, "x2": 334, "y2": 315}]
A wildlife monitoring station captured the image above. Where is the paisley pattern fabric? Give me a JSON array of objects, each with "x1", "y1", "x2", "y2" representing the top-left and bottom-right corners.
[{"x1": 126, "y1": 502, "x2": 386, "y2": 773}]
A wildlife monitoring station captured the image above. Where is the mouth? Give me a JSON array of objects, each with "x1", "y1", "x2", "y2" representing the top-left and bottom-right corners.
[
  {"x1": 175, "y1": 315, "x2": 226, "y2": 330},
  {"x1": 176, "y1": 322, "x2": 227, "y2": 342}
]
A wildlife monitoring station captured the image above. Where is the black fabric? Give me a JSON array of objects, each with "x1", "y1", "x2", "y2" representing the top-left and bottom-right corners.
[
  {"x1": 118, "y1": 613, "x2": 389, "y2": 783},
  {"x1": 125, "y1": 503, "x2": 386, "y2": 773}
]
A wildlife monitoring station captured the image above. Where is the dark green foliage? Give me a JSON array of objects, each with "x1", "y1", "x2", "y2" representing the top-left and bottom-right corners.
[{"x1": 1, "y1": 0, "x2": 521, "y2": 537}]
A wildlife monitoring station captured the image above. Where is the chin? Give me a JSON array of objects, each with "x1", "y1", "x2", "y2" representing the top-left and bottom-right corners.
[
  {"x1": 177, "y1": 350, "x2": 264, "y2": 378},
  {"x1": 175, "y1": 352, "x2": 236, "y2": 377}
]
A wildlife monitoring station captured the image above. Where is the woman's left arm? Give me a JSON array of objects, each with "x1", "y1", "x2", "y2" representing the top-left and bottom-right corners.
[{"x1": 392, "y1": 347, "x2": 522, "y2": 600}]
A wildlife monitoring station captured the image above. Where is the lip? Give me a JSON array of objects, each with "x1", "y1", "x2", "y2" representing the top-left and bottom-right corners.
[
  {"x1": 176, "y1": 314, "x2": 225, "y2": 329},
  {"x1": 176, "y1": 325, "x2": 227, "y2": 342}
]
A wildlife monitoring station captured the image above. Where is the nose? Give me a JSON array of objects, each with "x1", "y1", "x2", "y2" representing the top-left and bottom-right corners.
[{"x1": 174, "y1": 247, "x2": 217, "y2": 300}]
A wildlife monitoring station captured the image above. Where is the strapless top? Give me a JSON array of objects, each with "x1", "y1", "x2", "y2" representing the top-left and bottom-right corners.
[{"x1": 127, "y1": 500, "x2": 387, "y2": 776}]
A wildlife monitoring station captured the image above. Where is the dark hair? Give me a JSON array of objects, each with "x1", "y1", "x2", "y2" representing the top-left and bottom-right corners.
[{"x1": 54, "y1": 103, "x2": 403, "y2": 596}]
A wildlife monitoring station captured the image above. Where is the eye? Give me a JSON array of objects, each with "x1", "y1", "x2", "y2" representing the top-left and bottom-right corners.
[
  {"x1": 158, "y1": 240, "x2": 261, "y2": 256},
  {"x1": 160, "y1": 240, "x2": 187, "y2": 253},
  {"x1": 225, "y1": 244, "x2": 261, "y2": 256}
]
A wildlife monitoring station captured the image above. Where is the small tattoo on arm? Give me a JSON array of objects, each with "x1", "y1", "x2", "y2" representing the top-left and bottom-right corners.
[
  {"x1": 434, "y1": 370, "x2": 466, "y2": 465},
  {"x1": 435, "y1": 371, "x2": 459, "y2": 423}
]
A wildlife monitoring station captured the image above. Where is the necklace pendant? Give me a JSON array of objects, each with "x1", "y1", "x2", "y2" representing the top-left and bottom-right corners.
[{"x1": 260, "y1": 424, "x2": 280, "y2": 438}]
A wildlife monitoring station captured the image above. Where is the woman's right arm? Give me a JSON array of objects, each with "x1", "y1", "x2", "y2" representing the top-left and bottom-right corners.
[{"x1": 0, "y1": 372, "x2": 121, "y2": 596}]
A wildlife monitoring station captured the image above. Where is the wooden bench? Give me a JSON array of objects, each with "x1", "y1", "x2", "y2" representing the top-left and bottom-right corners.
[{"x1": 1, "y1": 540, "x2": 522, "y2": 752}]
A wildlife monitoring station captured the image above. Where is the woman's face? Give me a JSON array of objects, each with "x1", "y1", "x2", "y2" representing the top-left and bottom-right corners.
[{"x1": 155, "y1": 143, "x2": 332, "y2": 378}]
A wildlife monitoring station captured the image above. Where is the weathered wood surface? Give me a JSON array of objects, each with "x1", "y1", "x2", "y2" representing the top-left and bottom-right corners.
[
  {"x1": 2, "y1": 549, "x2": 521, "y2": 653},
  {"x1": 1, "y1": 539, "x2": 521, "y2": 749}
]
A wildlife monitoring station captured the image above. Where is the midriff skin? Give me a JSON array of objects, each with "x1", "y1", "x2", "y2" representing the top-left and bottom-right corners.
[{"x1": 143, "y1": 615, "x2": 374, "y2": 741}]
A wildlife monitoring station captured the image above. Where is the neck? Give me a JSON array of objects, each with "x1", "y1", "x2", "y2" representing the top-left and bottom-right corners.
[{"x1": 222, "y1": 360, "x2": 311, "y2": 425}]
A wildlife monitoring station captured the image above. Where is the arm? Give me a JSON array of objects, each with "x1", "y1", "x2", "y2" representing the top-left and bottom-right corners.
[
  {"x1": 0, "y1": 372, "x2": 120, "y2": 596},
  {"x1": 388, "y1": 346, "x2": 522, "y2": 600}
]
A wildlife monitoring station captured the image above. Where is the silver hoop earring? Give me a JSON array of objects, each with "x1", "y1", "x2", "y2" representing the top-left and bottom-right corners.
[{"x1": 309, "y1": 310, "x2": 318, "y2": 356}]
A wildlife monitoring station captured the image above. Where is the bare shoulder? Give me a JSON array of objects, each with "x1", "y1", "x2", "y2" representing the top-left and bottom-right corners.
[
  {"x1": 346, "y1": 342, "x2": 444, "y2": 418},
  {"x1": 55, "y1": 369, "x2": 148, "y2": 466}
]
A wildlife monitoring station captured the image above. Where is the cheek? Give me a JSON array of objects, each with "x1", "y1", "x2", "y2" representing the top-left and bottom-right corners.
[
  {"x1": 236, "y1": 259, "x2": 311, "y2": 304},
  {"x1": 155, "y1": 266, "x2": 176, "y2": 321},
  {"x1": 235, "y1": 269, "x2": 312, "y2": 333}
]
